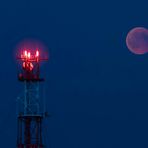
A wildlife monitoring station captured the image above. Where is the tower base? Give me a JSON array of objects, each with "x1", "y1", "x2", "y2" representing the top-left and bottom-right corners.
[{"x1": 17, "y1": 115, "x2": 44, "y2": 148}]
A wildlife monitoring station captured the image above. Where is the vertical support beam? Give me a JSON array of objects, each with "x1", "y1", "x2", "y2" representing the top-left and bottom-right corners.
[{"x1": 24, "y1": 117, "x2": 31, "y2": 145}]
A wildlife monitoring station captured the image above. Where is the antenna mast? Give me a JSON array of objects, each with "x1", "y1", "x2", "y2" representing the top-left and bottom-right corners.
[{"x1": 16, "y1": 49, "x2": 48, "y2": 148}]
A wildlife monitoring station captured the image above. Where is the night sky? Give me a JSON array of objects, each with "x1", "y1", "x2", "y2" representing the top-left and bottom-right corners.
[{"x1": 0, "y1": 0, "x2": 148, "y2": 148}]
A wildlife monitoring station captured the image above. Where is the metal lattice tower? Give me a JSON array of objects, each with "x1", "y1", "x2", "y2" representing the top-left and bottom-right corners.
[{"x1": 16, "y1": 50, "x2": 48, "y2": 148}]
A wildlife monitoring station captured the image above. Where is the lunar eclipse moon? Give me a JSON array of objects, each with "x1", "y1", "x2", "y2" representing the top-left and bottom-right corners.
[{"x1": 126, "y1": 27, "x2": 148, "y2": 55}]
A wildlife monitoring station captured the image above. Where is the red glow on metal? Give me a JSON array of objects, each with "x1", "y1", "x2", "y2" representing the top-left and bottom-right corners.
[{"x1": 22, "y1": 62, "x2": 34, "y2": 71}]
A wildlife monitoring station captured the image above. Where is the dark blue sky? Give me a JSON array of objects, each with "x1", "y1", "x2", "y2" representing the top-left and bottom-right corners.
[{"x1": 0, "y1": 0, "x2": 148, "y2": 147}]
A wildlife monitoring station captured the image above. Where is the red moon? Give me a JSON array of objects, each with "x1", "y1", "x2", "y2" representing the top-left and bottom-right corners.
[{"x1": 126, "y1": 27, "x2": 148, "y2": 54}]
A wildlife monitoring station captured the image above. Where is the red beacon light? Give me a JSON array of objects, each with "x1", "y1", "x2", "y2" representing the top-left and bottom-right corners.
[
  {"x1": 17, "y1": 48, "x2": 48, "y2": 81},
  {"x1": 35, "y1": 50, "x2": 39, "y2": 57},
  {"x1": 19, "y1": 49, "x2": 41, "y2": 73},
  {"x1": 20, "y1": 50, "x2": 40, "y2": 62},
  {"x1": 27, "y1": 52, "x2": 31, "y2": 59},
  {"x1": 24, "y1": 50, "x2": 27, "y2": 58}
]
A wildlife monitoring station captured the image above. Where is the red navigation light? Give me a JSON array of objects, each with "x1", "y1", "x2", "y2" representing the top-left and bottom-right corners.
[
  {"x1": 27, "y1": 52, "x2": 31, "y2": 59},
  {"x1": 18, "y1": 48, "x2": 48, "y2": 64},
  {"x1": 36, "y1": 50, "x2": 39, "y2": 57},
  {"x1": 21, "y1": 50, "x2": 40, "y2": 61},
  {"x1": 24, "y1": 50, "x2": 27, "y2": 58},
  {"x1": 17, "y1": 40, "x2": 48, "y2": 81}
]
